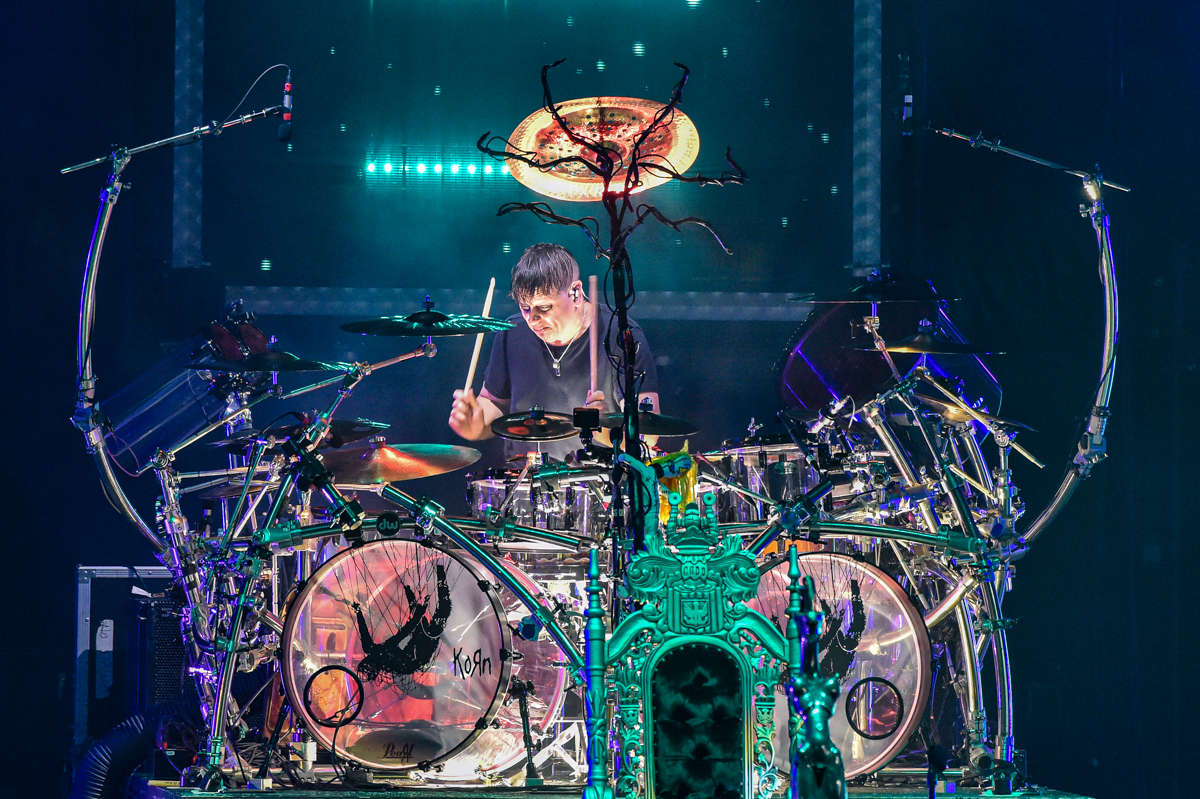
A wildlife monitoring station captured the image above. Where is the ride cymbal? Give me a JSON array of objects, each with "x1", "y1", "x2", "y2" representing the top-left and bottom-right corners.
[
  {"x1": 599, "y1": 410, "x2": 699, "y2": 437},
  {"x1": 491, "y1": 409, "x2": 578, "y2": 442},
  {"x1": 505, "y1": 96, "x2": 701, "y2": 202},
  {"x1": 851, "y1": 333, "x2": 996, "y2": 355},
  {"x1": 791, "y1": 278, "x2": 951, "y2": 304},
  {"x1": 321, "y1": 440, "x2": 482, "y2": 483}
]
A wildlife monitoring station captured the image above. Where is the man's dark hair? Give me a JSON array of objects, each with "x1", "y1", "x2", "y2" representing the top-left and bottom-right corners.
[{"x1": 510, "y1": 243, "x2": 579, "y2": 303}]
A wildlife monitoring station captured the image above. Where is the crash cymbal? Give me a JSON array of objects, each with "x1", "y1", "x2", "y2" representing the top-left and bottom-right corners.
[
  {"x1": 321, "y1": 440, "x2": 482, "y2": 483},
  {"x1": 341, "y1": 299, "x2": 514, "y2": 337},
  {"x1": 188, "y1": 351, "x2": 350, "y2": 373},
  {"x1": 210, "y1": 418, "x2": 390, "y2": 451},
  {"x1": 913, "y1": 394, "x2": 1035, "y2": 431},
  {"x1": 599, "y1": 410, "x2": 699, "y2": 437},
  {"x1": 851, "y1": 333, "x2": 995, "y2": 355},
  {"x1": 491, "y1": 408, "x2": 578, "y2": 442},
  {"x1": 505, "y1": 96, "x2": 701, "y2": 202},
  {"x1": 790, "y1": 278, "x2": 950, "y2": 304}
]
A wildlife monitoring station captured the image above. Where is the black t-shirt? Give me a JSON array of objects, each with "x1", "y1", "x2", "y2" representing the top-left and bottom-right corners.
[{"x1": 482, "y1": 307, "x2": 658, "y2": 461}]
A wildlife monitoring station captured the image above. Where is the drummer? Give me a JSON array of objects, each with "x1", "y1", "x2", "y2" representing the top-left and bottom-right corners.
[{"x1": 448, "y1": 243, "x2": 660, "y2": 461}]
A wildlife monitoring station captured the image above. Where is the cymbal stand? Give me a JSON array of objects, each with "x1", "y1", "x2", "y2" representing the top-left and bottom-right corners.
[
  {"x1": 928, "y1": 126, "x2": 1123, "y2": 545},
  {"x1": 861, "y1": 303, "x2": 903, "y2": 382}
]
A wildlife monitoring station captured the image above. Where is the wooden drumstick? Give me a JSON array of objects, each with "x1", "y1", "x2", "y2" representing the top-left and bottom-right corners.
[
  {"x1": 464, "y1": 277, "x2": 496, "y2": 393},
  {"x1": 588, "y1": 274, "x2": 599, "y2": 395}
]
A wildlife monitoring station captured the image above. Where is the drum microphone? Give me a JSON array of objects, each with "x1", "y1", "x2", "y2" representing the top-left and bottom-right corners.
[
  {"x1": 278, "y1": 69, "x2": 293, "y2": 143},
  {"x1": 808, "y1": 395, "x2": 850, "y2": 435}
]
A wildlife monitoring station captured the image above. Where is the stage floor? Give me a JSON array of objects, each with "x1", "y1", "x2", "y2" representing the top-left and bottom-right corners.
[{"x1": 131, "y1": 775, "x2": 1094, "y2": 799}]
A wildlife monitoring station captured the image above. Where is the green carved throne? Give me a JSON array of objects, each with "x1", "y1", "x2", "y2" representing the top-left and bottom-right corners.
[{"x1": 583, "y1": 488, "x2": 792, "y2": 799}]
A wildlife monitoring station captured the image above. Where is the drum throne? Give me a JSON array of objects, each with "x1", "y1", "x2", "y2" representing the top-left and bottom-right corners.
[{"x1": 582, "y1": 479, "x2": 846, "y2": 799}]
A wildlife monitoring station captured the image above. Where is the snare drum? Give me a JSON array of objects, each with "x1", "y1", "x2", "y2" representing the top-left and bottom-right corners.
[{"x1": 466, "y1": 467, "x2": 609, "y2": 537}]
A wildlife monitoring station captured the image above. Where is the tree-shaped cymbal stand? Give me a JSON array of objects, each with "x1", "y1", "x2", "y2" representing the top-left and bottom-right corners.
[{"x1": 477, "y1": 61, "x2": 746, "y2": 617}]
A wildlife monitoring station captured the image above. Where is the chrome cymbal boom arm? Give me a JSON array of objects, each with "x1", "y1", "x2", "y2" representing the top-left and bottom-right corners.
[{"x1": 927, "y1": 126, "x2": 1123, "y2": 544}]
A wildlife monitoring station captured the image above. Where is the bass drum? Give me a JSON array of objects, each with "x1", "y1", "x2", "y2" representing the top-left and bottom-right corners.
[
  {"x1": 751, "y1": 552, "x2": 931, "y2": 778},
  {"x1": 431, "y1": 556, "x2": 573, "y2": 780},
  {"x1": 281, "y1": 540, "x2": 512, "y2": 771}
]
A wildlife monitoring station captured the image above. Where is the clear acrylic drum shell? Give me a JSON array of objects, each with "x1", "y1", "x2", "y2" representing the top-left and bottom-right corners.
[
  {"x1": 467, "y1": 474, "x2": 607, "y2": 537},
  {"x1": 699, "y1": 437, "x2": 820, "y2": 522},
  {"x1": 750, "y1": 552, "x2": 932, "y2": 779},
  {"x1": 427, "y1": 557, "x2": 572, "y2": 781},
  {"x1": 280, "y1": 540, "x2": 512, "y2": 772}
]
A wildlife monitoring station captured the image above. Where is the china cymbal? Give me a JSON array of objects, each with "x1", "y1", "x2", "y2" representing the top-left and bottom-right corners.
[
  {"x1": 599, "y1": 410, "x2": 699, "y2": 437},
  {"x1": 341, "y1": 299, "x2": 514, "y2": 338},
  {"x1": 187, "y1": 351, "x2": 350, "y2": 373},
  {"x1": 852, "y1": 333, "x2": 996, "y2": 355},
  {"x1": 491, "y1": 409, "x2": 578, "y2": 442},
  {"x1": 209, "y1": 418, "x2": 390, "y2": 451},
  {"x1": 913, "y1": 394, "x2": 1034, "y2": 431},
  {"x1": 505, "y1": 96, "x2": 701, "y2": 202},
  {"x1": 321, "y1": 440, "x2": 482, "y2": 483}
]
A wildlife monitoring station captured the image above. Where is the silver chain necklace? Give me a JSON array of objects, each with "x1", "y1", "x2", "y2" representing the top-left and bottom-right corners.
[{"x1": 542, "y1": 328, "x2": 583, "y2": 377}]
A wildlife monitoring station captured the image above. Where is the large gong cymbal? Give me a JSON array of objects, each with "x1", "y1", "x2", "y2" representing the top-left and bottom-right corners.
[
  {"x1": 599, "y1": 410, "x2": 699, "y2": 437},
  {"x1": 505, "y1": 96, "x2": 701, "y2": 202},
  {"x1": 321, "y1": 440, "x2": 482, "y2": 483},
  {"x1": 491, "y1": 408, "x2": 578, "y2": 442}
]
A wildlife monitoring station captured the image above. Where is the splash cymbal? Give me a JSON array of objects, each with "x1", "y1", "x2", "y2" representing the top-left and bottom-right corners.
[
  {"x1": 491, "y1": 408, "x2": 578, "y2": 442},
  {"x1": 505, "y1": 96, "x2": 700, "y2": 202}
]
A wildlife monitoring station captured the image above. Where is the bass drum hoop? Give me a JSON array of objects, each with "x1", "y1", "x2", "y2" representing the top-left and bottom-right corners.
[
  {"x1": 280, "y1": 539, "x2": 513, "y2": 772},
  {"x1": 757, "y1": 550, "x2": 932, "y2": 778}
]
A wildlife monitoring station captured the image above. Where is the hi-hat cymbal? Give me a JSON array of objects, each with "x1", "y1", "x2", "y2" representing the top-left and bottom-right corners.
[
  {"x1": 599, "y1": 411, "x2": 699, "y2": 437},
  {"x1": 341, "y1": 299, "x2": 514, "y2": 338},
  {"x1": 913, "y1": 394, "x2": 1034, "y2": 431},
  {"x1": 188, "y1": 351, "x2": 350, "y2": 373},
  {"x1": 852, "y1": 333, "x2": 997, "y2": 355},
  {"x1": 321, "y1": 440, "x2": 482, "y2": 483},
  {"x1": 491, "y1": 409, "x2": 578, "y2": 442},
  {"x1": 209, "y1": 418, "x2": 390, "y2": 451},
  {"x1": 505, "y1": 96, "x2": 701, "y2": 202}
]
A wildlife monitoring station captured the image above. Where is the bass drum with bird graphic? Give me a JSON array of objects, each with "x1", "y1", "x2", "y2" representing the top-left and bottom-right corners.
[
  {"x1": 751, "y1": 552, "x2": 931, "y2": 778},
  {"x1": 281, "y1": 539, "x2": 512, "y2": 771}
]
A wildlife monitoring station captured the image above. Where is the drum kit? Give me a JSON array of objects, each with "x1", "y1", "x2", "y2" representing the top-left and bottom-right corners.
[{"x1": 65, "y1": 68, "x2": 1121, "y2": 795}]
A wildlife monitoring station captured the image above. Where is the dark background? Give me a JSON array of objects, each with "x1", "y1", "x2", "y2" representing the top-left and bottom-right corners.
[{"x1": 1, "y1": 1, "x2": 1194, "y2": 798}]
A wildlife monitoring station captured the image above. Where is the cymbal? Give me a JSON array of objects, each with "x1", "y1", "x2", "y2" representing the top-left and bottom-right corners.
[
  {"x1": 321, "y1": 441, "x2": 482, "y2": 483},
  {"x1": 209, "y1": 418, "x2": 390, "y2": 451},
  {"x1": 790, "y1": 278, "x2": 949, "y2": 304},
  {"x1": 505, "y1": 96, "x2": 701, "y2": 202},
  {"x1": 852, "y1": 333, "x2": 996, "y2": 355},
  {"x1": 188, "y1": 351, "x2": 350, "y2": 373},
  {"x1": 341, "y1": 306, "x2": 514, "y2": 337},
  {"x1": 197, "y1": 480, "x2": 272, "y2": 500},
  {"x1": 913, "y1": 394, "x2": 1034, "y2": 431},
  {"x1": 599, "y1": 411, "x2": 699, "y2": 437},
  {"x1": 491, "y1": 409, "x2": 578, "y2": 442}
]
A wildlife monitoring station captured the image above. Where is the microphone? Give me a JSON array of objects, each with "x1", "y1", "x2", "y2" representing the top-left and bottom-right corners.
[
  {"x1": 808, "y1": 395, "x2": 850, "y2": 435},
  {"x1": 278, "y1": 69, "x2": 293, "y2": 143}
]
